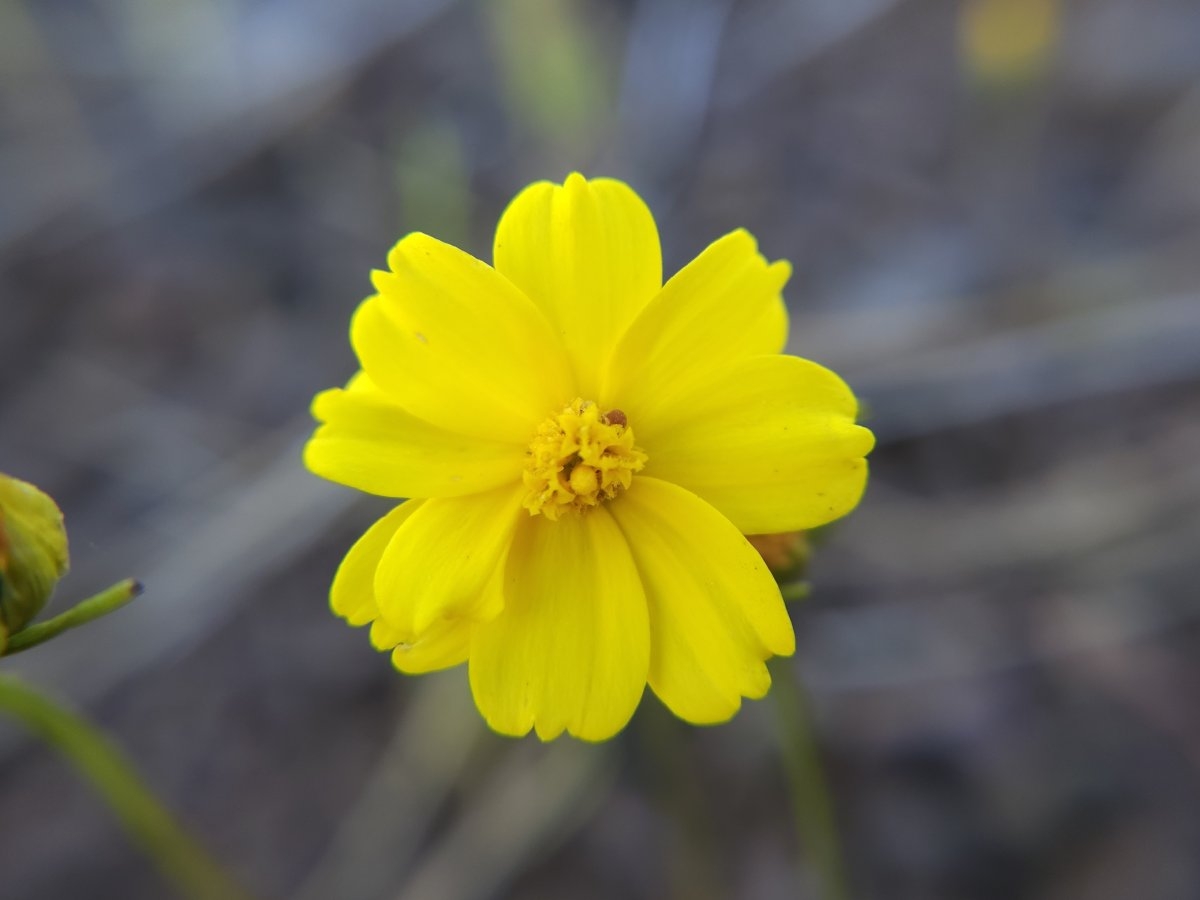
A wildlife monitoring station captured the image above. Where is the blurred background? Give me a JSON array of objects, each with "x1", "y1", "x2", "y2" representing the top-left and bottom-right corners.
[{"x1": 3, "y1": 0, "x2": 1200, "y2": 897}]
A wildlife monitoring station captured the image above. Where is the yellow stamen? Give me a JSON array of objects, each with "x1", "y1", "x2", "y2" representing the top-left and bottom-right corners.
[{"x1": 522, "y1": 400, "x2": 647, "y2": 519}]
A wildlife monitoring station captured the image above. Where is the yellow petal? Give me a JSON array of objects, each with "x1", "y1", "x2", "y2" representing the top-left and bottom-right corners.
[
  {"x1": 381, "y1": 560, "x2": 506, "y2": 673},
  {"x1": 609, "y1": 477, "x2": 794, "y2": 725},
  {"x1": 374, "y1": 483, "x2": 523, "y2": 636},
  {"x1": 374, "y1": 553, "x2": 508, "y2": 672},
  {"x1": 369, "y1": 617, "x2": 406, "y2": 650},
  {"x1": 330, "y1": 501, "x2": 422, "y2": 626},
  {"x1": 379, "y1": 615, "x2": 473, "y2": 674},
  {"x1": 469, "y1": 508, "x2": 649, "y2": 741},
  {"x1": 603, "y1": 229, "x2": 789, "y2": 417},
  {"x1": 305, "y1": 379, "x2": 524, "y2": 499},
  {"x1": 641, "y1": 355, "x2": 874, "y2": 534},
  {"x1": 493, "y1": 173, "x2": 662, "y2": 398},
  {"x1": 354, "y1": 232, "x2": 574, "y2": 444}
]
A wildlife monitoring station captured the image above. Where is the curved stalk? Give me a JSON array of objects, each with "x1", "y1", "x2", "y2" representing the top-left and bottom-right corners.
[
  {"x1": 0, "y1": 675, "x2": 253, "y2": 900},
  {"x1": 3, "y1": 579, "x2": 142, "y2": 656}
]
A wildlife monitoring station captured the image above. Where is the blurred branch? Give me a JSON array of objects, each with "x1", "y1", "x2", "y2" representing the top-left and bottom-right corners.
[
  {"x1": 486, "y1": 0, "x2": 612, "y2": 163},
  {"x1": 855, "y1": 289, "x2": 1200, "y2": 441},
  {"x1": 294, "y1": 671, "x2": 485, "y2": 900},
  {"x1": 715, "y1": 0, "x2": 908, "y2": 107},
  {"x1": 636, "y1": 706, "x2": 725, "y2": 900},
  {"x1": 610, "y1": 0, "x2": 733, "y2": 195},
  {"x1": 771, "y1": 658, "x2": 851, "y2": 900},
  {"x1": 0, "y1": 675, "x2": 253, "y2": 900},
  {"x1": 1, "y1": 0, "x2": 458, "y2": 255},
  {"x1": 0, "y1": 422, "x2": 359, "y2": 759},
  {"x1": 395, "y1": 739, "x2": 615, "y2": 900},
  {"x1": 799, "y1": 500, "x2": 1200, "y2": 696}
]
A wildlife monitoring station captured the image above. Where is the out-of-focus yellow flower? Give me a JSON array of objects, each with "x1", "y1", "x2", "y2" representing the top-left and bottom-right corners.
[
  {"x1": 959, "y1": 0, "x2": 1061, "y2": 85},
  {"x1": 305, "y1": 173, "x2": 873, "y2": 741},
  {"x1": 0, "y1": 473, "x2": 69, "y2": 646}
]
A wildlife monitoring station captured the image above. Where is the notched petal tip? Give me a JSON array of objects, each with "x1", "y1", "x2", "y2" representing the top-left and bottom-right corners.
[
  {"x1": 669, "y1": 662, "x2": 772, "y2": 726},
  {"x1": 722, "y1": 226, "x2": 757, "y2": 252},
  {"x1": 388, "y1": 614, "x2": 474, "y2": 674},
  {"x1": 767, "y1": 258, "x2": 792, "y2": 289},
  {"x1": 683, "y1": 695, "x2": 742, "y2": 727},
  {"x1": 717, "y1": 230, "x2": 791, "y2": 293},
  {"x1": 850, "y1": 422, "x2": 876, "y2": 456},
  {"x1": 384, "y1": 231, "x2": 441, "y2": 274},
  {"x1": 749, "y1": 663, "x2": 775, "y2": 698},
  {"x1": 310, "y1": 375, "x2": 378, "y2": 423},
  {"x1": 308, "y1": 388, "x2": 341, "y2": 423},
  {"x1": 341, "y1": 606, "x2": 376, "y2": 629},
  {"x1": 478, "y1": 708, "x2": 534, "y2": 741},
  {"x1": 765, "y1": 616, "x2": 796, "y2": 658},
  {"x1": 706, "y1": 229, "x2": 793, "y2": 286},
  {"x1": 369, "y1": 617, "x2": 403, "y2": 650},
  {"x1": 300, "y1": 426, "x2": 341, "y2": 482},
  {"x1": 478, "y1": 705, "x2": 636, "y2": 743},
  {"x1": 369, "y1": 269, "x2": 396, "y2": 294},
  {"x1": 533, "y1": 719, "x2": 566, "y2": 742}
]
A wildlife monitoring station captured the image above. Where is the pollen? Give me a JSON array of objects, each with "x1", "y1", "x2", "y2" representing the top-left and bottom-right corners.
[{"x1": 522, "y1": 400, "x2": 647, "y2": 520}]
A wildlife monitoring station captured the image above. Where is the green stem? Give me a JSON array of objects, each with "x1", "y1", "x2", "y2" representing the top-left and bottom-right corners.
[
  {"x1": 779, "y1": 580, "x2": 812, "y2": 603},
  {"x1": 3, "y1": 579, "x2": 142, "y2": 656},
  {"x1": 0, "y1": 675, "x2": 253, "y2": 900},
  {"x1": 770, "y1": 657, "x2": 851, "y2": 900},
  {"x1": 637, "y1": 705, "x2": 724, "y2": 900}
]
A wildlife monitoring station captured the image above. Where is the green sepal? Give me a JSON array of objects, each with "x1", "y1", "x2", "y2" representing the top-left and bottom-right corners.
[{"x1": 0, "y1": 473, "x2": 70, "y2": 636}]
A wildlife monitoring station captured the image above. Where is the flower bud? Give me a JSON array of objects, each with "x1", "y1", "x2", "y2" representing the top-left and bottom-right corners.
[
  {"x1": 747, "y1": 531, "x2": 809, "y2": 579},
  {"x1": 0, "y1": 473, "x2": 70, "y2": 644}
]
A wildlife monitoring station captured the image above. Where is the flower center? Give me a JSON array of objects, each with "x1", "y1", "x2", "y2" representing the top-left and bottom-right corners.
[{"x1": 522, "y1": 399, "x2": 647, "y2": 519}]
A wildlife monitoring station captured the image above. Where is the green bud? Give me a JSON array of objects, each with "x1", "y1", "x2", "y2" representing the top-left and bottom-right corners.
[{"x1": 0, "y1": 473, "x2": 70, "y2": 646}]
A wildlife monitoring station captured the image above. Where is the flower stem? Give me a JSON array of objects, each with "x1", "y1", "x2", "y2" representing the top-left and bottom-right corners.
[
  {"x1": 0, "y1": 675, "x2": 253, "y2": 900},
  {"x1": 770, "y1": 657, "x2": 851, "y2": 900},
  {"x1": 2, "y1": 578, "x2": 142, "y2": 656},
  {"x1": 779, "y1": 580, "x2": 812, "y2": 603}
]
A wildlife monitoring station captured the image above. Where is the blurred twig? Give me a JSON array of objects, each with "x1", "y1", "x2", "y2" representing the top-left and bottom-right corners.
[
  {"x1": 855, "y1": 291, "x2": 1200, "y2": 441},
  {"x1": 0, "y1": 421, "x2": 360, "y2": 757},
  {"x1": 486, "y1": 0, "x2": 612, "y2": 165},
  {"x1": 294, "y1": 671, "x2": 485, "y2": 900},
  {"x1": 2, "y1": 578, "x2": 142, "y2": 656},
  {"x1": 637, "y1": 705, "x2": 725, "y2": 900},
  {"x1": 771, "y1": 658, "x2": 852, "y2": 900},
  {"x1": 714, "y1": 0, "x2": 908, "y2": 107},
  {"x1": 1, "y1": 0, "x2": 458, "y2": 254},
  {"x1": 610, "y1": 0, "x2": 733, "y2": 195},
  {"x1": 0, "y1": 675, "x2": 253, "y2": 900},
  {"x1": 395, "y1": 739, "x2": 615, "y2": 900}
]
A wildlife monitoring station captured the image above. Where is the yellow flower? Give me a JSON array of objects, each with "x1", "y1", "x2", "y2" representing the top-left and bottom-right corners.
[{"x1": 305, "y1": 174, "x2": 873, "y2": 741}]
